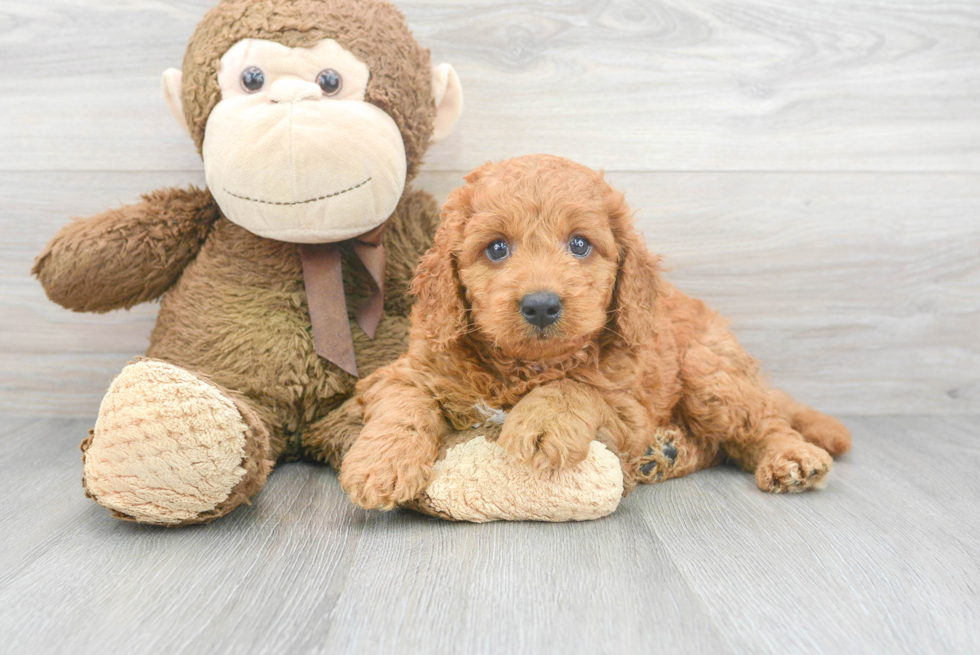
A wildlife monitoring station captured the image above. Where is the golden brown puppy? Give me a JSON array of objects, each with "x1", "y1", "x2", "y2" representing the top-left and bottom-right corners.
[{"x1": 340, "y1": 154, "x2": 852, "y2": 510}]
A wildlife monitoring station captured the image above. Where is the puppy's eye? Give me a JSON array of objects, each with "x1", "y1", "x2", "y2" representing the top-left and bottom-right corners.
[
  {"x1": 316, "y1": 69, "x2": 343, "y2": 96},
  {"x1": 241, "y1": 66, "x2": 265, "y2": 92},
  {"x1": 485, "y1": 239, "x2": 510, "y2": 262},
  {"x1": 569, "y1": 235, "x2": 592, "y2": 258}
]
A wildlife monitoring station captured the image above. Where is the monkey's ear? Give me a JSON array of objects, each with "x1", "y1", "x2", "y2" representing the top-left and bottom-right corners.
[
  {"x1": 430, "y1": 63, "x2": 463, "y2": 143},
  {"x1": 162, "y1": 68, "x2": 190, "y2": 136}
]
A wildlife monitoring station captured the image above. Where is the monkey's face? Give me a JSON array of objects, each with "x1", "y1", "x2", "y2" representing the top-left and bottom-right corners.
[
  {"x1": 164, "y1": 0, "x2": 462, "y2": 245},
  {"x1": 202, "y1": 38, "x2": 407, "y2": 244}
]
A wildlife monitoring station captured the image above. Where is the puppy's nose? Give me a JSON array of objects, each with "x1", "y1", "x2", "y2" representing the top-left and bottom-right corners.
[{"x1": 520, "y1": 291, "x2": 562, "y2": 329}]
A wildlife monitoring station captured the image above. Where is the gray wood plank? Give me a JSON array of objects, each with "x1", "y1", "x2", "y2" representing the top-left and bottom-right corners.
[
  {"x1": 638, "y1": 415, "x2": 980, "y2": 654},
  {"x1": 4, "y1": 170, "x2": 978, "y2": 416},
  {"x1": 1, "y1": 417, "x2": 978, "y2": 654},
  {"x1": 0, "y1": 419, "x2": 365, "y2": 655},
  {"x1": 1, "y1": 0, "x2": 978, "y2": 172},
  {"x1": 321, "y1": 507, "x2": 733, "y2": 654},
  {"x1": 842, "y1": 416, "x2": 980, "y2": 549}
]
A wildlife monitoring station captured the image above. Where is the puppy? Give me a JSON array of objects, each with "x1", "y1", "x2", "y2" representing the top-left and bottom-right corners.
[{"x1": 340, "y1": 155, "x2": 851, "y2": 510}]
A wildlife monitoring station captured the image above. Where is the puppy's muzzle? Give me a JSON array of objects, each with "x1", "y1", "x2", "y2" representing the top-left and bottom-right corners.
[{"x1": 520, "y1": 291, "x2": 562, "y2": 329}]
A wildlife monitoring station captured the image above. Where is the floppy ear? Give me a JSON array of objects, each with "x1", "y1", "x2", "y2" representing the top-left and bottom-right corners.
[
  {"x1": 606, "y1": 183, "x2": 661, "y2": 347},
  {"x1": 411, "y1": 186, "x2": 471, "y2": 350}
]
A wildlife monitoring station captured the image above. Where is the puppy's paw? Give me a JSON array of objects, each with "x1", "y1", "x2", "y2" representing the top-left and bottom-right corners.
[
  {"x1": 499, "y1": 398, "x2": 594, "y2": 470},
  {"x1": 755, "y1": 441, "x2": 833, "y2": 493},
  {"x1": 340, "y1": 443, "x2": 432, "y2": 511}
]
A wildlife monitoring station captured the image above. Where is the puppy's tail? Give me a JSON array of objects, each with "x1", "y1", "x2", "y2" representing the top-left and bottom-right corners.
[{"x1": 770, "y1": 389, "x2": 852, "y2": 456}]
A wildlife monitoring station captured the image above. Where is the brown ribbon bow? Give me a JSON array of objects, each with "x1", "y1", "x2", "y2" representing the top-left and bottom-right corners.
[{"x1": 299, "y1": 224, "x2": 386, "y2": 377}]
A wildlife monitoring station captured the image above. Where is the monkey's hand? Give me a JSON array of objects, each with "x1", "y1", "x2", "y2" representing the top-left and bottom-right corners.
[{"x1": 33, "y1": 186, "x2": 218, "y2": 313}]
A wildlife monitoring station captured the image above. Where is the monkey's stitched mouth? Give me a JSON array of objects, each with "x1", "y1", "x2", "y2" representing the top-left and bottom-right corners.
[{"x1": 222, "y1": 177, "x2": 372, "y2": 206}]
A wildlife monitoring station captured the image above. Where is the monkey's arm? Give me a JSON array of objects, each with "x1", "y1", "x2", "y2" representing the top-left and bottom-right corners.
[{"x1": 32, "y1": 186, "x2": 219, "y2": 313}]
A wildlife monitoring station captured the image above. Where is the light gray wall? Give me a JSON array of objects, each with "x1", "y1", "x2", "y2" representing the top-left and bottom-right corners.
[{"x1": 2, "y1": 0, "x2": 978, "y2": 416}]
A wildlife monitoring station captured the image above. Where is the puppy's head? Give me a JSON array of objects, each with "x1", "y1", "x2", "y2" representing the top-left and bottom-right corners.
[{"x1": 413, "y1": 154, "x2": 660, "y2": 361}]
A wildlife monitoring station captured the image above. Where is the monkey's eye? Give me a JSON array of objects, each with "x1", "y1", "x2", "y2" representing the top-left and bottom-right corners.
[
  {"x1": 316, "y1": 69, "x2": 343, "y2": 96},
  {"x1": 486, "y1": 239, "x2": 510, "y2": 262},
  {"x1": 240, "y1": 66, "x2": 265, "y2": 93},
  {"x1": 569, "y1": 235, "x2": 592, "y2": 258}
]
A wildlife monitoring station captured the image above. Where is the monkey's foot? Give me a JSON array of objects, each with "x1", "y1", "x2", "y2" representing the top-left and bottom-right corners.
[
  {"x1": 408, "y1": 436, "x2": 623, "y2": 522},
  {"x1": 81, "y1": 359, "x2": 272, "y2": 526}
]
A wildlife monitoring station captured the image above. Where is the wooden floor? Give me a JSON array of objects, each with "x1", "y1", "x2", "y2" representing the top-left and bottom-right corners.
[{"x1": 1, "y1": 416, "x2": 977, "y2": 654}]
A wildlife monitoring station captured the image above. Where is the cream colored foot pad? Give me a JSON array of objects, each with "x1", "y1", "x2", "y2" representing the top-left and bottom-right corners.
[
  {"x1": 83, "y1": 360, "x2": 249, "y2": 524},
  {"x1": 420, "y1": 437, "x2": 624, "y2": 522}
]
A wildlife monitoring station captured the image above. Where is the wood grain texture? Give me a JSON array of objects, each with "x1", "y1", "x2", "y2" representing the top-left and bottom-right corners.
[
  {"x1": 0, "y1": 0, "x2": 978, "y2": 172},
  {"x1": 647, "y1": 415, "x2": 980, "y2": 653},
  {"x1": 1, "y1": 416, "x2": 977, "y2": 654},
  {"x1": 4, "y1": 170, "x2": 977, "y2": 416}
]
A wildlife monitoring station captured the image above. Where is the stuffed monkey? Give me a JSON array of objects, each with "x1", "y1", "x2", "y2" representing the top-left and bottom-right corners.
[{"x1": 34, "y1": 0, "x2": 465, "y2": 525}]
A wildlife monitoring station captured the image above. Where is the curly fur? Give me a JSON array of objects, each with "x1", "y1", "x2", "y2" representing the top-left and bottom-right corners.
[{"x1": 341, "y1": 155, "x2": 853, "y2": 510}]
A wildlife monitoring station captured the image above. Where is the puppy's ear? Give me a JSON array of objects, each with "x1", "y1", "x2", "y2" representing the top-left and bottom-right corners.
[
  {"x1": 411, "y1": 186, "x2": 471, "y2": 350},
  {"x1": 606, "y1": 182, "x2": 661, "y2": 347}
]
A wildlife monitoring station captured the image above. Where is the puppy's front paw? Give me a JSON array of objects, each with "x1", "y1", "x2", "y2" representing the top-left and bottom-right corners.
[
  {"x1": 499, "y1": 398, "x2": 594, "y2": 470},
  {"x1": 340, "y1": 444, "x2": 432, "y2": 511},
  {"x1": 755, "y1": 441, "x2": 833, "y2": 493}
]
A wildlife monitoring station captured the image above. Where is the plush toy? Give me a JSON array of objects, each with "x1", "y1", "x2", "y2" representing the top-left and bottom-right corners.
[{"x1": 33, "y1": 0, "x2": 469, "y2": 526}]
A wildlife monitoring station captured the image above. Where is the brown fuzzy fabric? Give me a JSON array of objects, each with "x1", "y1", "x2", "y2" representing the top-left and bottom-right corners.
[
  {"x1": 35, "y1": 0, "x2": 446, "y2": 525},
  {"x1": 56, "y1": 185, "x2": 438, "y2": 525},
  {"x1": 301, "y1": 397, "x2": 365, "y2": 471},
  {"x1": 143, "y1": 186, "x2": 438, "y2": 459},
  {"x1": 182, "y1": 0, "x2": 435, "y2": 179},
  {"x1": 32, "y1": 187, "x2": 218, "y2": 312}
]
